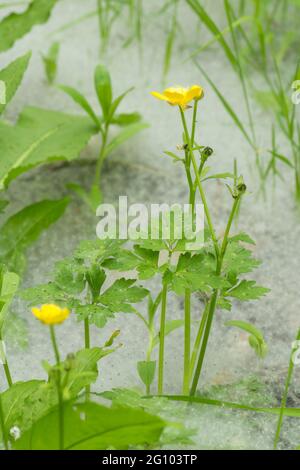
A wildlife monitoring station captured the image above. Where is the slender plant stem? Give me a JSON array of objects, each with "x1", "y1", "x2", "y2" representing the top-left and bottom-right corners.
[
  {"x1": 0, "y1": 333, "x2": 12, "y2": 388},
  {"x1": 2, "y1": 363, "x2": 12, "y2": 389},
  {"x1": 189, "y1": 303, "x2": 209, "y2": 379},
  {"x1": 93, "y1": 126, "x2": 109, "y2": 190},
  {"x1": 274, "y1": 329, "x2": 300, "y2": 449},
  {"x1": 49, "y1": 325, "x2": 64, "y2": 450},
  {"x1": 179, "y1": 107, "x2": 220, "y2": 260},
  {"x1": 0, "y1": 393, "x2": 8, "y2": 450},
  {"x1": 183, "y1": 289, "x2": 191, "y2": 394},
  {"x1": 158, "y1": 283, "x2": 168, "y2": 395},
  {"x1": 84, "y1": 318, "x2": 91, "y2": 400},
  {"x1": 190, "y1": 197, "x2": 240, "y2": 396}
]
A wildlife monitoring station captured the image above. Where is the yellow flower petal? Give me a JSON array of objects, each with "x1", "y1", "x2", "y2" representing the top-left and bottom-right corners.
[
  {"x1": 151, "y1": 85, "x2": 204, "y2": 109},
  {"x1": 32, "y1": 304, "x2": 70, "y2": 325},
  {"x1": 150, "y1": 91, "x2": 170, "y2": 102},
  {"x1": 185, "y1": 85, "x2": 204, "y2": 102}
]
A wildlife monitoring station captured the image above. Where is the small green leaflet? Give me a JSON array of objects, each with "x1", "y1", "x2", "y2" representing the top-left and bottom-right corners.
[
  {"x1": 99, "y1": 278, "x2": 149, "y2": 313},
  {"x1": 222, "y1": 241, "x2": 261, "y2": 275},
  {"x1": 164, "y1": 253, "x2": 229, "y2": 296},
  {"x1": 0, "y1": 0, "x2": 57, "y2": 52},
  {"x1": 74, "y1": 239, "x2": 124, "y2": 264},
  {"x1": 0, "y1": 52, "x2": 31, "y2": 116},
  {"x1": 229, "y1": 233, "x2": 256, "y2": 245},
  {"x1": 225, "y1": 280, "x2": 270, "y2": 301}
]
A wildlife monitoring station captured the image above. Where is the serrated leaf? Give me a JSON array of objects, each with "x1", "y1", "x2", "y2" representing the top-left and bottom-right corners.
[
  {"x1": 229, "y1": 233, "x2": 256, "y2": 245},
  {"x1": 14, "y1": 401, "x2": 166, "y2": 450},
  {"x1": 53, "y1": 258, "x2": 85, "y2": 296},
  {"x1": 223, "y1": 241, "x2": 261, "y2": 275},
  {"x1": 165, "y1": 253, "x2": 228, "y2": 296},
  {"x1": 0, "y1": 0, "x2": 57, "y2": 52},
  {"x1": 99, "y1": 278, "x2": 149, "y2": 313},
  {"x1": 0, "y1": 52, "x2": 31, "y2": 115},
  {"x1": 0, "y1": 198, "x2": 69, "y2": 272},
  {"x1": 74, "y1": 239, "x2": 124, "y2": 264},
  {"x1": 0, "y1": 107, "x2": 97, "y2": 188},
  {"x1": 75, "y1": 304, "x2": 115, "y2": 328},
  {"x1": 21, "y1": 282, "x2": 80, "y2": 309},
  {"x1": 225, "y1": 280, "x2": 270, "y2": 301}
]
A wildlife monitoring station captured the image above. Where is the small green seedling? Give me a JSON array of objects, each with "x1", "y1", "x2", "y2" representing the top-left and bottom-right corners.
[{"x1": 59, "y1": 64, "x2": 148, "y2": 211}]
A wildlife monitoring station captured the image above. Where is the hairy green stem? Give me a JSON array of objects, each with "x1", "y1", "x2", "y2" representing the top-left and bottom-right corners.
[
  {"x1": 183, "y1": 289, "x2": 191, "y2": 395},
  {"x1": 158, "y1": 283, "x2": 168, "y2": 395},
  {"x1": 49, "y1": 325, "x2": 64, "y2": 450}
]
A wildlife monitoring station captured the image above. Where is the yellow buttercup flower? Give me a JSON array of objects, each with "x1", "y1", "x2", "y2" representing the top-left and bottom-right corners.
[
  {"x1": 151, "y1": 85, "x2": 204, "y2": 109},
  {"x1": 32, "y1": 304, "x2": 70, "y2": 325}
]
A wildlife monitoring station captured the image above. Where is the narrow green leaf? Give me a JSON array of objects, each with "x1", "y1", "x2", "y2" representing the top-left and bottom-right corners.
[
  {"x1": 194, "y1": 61, "x2": 254, "y2": 149},
  {"x1": 187, "y1": 0, "x2": 237, "y2": 69},
  {"x1": 58, "y1": 85, "x2": 100, "y2": 128},
  {"x1": 104, "y1": 122, "x2": 149, "y2": 158},
  {"x1": 94, "y1": 64, "x2": 112, "y2": 119},
  {"x1": 0, "y1": 52, "x2": 31, "y2": 115}
]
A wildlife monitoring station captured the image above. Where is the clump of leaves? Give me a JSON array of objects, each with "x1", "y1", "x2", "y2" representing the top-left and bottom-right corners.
[
  {"x1": 21, "y1": 238, "x2": 149, "y2": 351},
  {"x1": 59, "y1": 64, "x2": 149, "y2": 211}
]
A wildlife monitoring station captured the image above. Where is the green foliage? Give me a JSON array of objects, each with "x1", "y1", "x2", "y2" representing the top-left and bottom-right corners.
[
  {"x1": 42, "y1": 42, "x2": 60, "y2": 84},
  {"x1": 13, "y1": 400, "x2": 166, "y2": 450},
  {"x1": 0, "y1": 107, "x2": 97, "y2": 189},
  {"x1": 21, "y1": 239, "x2": 148, "y2": 328},
  {"x1": 0, "y1": 198, "x2": 69, "y2": 273},
  {"x1": 0, "y1": 52, "x2": 31, "y2": 116},
  {"x1": 164, "y1": 252, "x2": 229, "y2": 296},
  {"x1": 0, "y1": 0, "x2": 57, "y2": 52},
  {"x1": 225, "y1": 280, "x2": 270, "y2": 301},
  {"x1": 60, "y1": 63, "x2": 148, "y2": 209}
]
